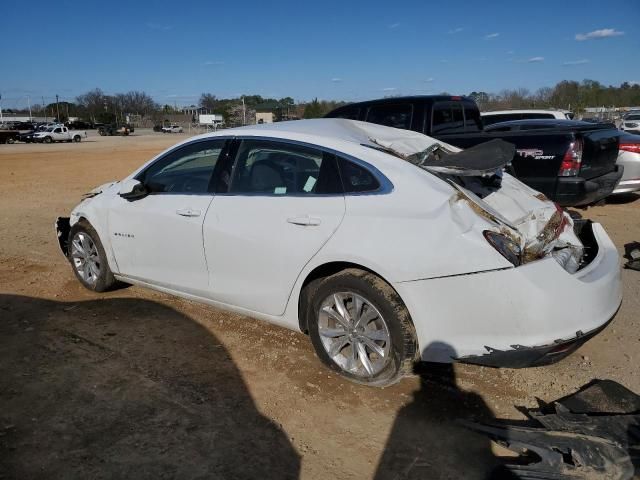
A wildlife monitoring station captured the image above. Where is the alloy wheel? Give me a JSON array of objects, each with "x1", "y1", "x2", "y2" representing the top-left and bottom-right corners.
[
  {"x1": 318, "y1": 292, "x2": 391, "y2": 378},
  {"x1": 70, "y1": 232, "x2": 101, "y2": 285}
]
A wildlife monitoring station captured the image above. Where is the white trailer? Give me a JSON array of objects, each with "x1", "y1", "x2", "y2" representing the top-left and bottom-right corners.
[{"x1": 198, "y1": 114, "x2": 224, "y2": 127}]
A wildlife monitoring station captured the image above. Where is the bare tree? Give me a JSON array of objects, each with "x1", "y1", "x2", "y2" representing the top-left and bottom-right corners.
[{"x1": 199, "y1": 93, "x2": 217, "y2": 112}]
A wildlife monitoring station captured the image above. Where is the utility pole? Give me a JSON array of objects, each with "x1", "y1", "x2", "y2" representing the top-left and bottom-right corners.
[
  {"x1": 27, "y1": 96, "x2": 32, "y2": 122},
  {"x1": 56, "y1": 94, "x2": 60, "y2": 122},
  {"x1": 242, "y1": 97, "x2": 246, "y2": 125},
  {"x1": 42, "y1": 96, "x2": 47, "y2": 122},
  {"x1": 0, "y1": 93, "x2": 3, "y2": 125}
]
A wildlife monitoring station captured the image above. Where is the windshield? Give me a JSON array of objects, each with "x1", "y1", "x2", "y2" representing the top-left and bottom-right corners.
[
  {"x1": 626, "y1": 115, "x2": 640, "y2": 120},
  {"x1": 45, "y1": 127, "x2": 55, "y2": 132}
]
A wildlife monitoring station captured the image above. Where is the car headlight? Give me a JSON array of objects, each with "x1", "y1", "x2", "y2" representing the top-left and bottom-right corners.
[{"x1": 483, "y1": 230, "x2": 521, "y2": 266}]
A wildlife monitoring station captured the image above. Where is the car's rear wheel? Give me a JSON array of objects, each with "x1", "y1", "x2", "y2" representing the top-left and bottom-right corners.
[
  {"x1": 73, "y1": 135, "x2": 81, "y2": 142},
  {"x1": 68, "y1": 221, "x2": 117, "y2": 292},
  {"x1": 306, "y1": 269, "x2": 418, "y2": 386},
  {"x1": 43, "y1": 136, "x2": 52, "y2": 143}
]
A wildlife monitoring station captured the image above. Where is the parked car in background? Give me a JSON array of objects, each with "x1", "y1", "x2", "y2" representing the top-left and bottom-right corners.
[
  {"x1": 32, "y1": 126, "x2": 86, "y2": 143},
  {"x1": 55, "y1": 119, "x2": 622, "y2": 386},
  {"x1": 0, "y1": 129, "x2": 20, "y2": 144},
  {"x1": 162, "y1": 124, "x2": 183, "y2": 133},
  {"x1": 481, "y1": 109, "x2": 574, "y2": 126},
  {"x1": 326, "y1": 96, "x2": 621, "y2": 206},
  {"x1": 98, "y1": 124, "x2": 134, "y2": 136},
  {"x1": 620, "y1": 113, "x2": 640, "y2": 134},
  {"x1": 613, "y1": 133, "x2": 640, "y2": 195},
  {"x1": 66, "y1": 120, "x2": 93, "y2": 130}
]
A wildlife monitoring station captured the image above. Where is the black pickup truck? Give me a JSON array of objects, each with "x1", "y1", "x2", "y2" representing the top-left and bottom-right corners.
[{"x1": 325, "y1": 96, "x2": 622, "y2": 206}]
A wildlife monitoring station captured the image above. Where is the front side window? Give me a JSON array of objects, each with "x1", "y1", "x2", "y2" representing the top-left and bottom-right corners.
[
  {"x1": 229, "y1": 140, "x2": 341, "y2": 195},
  {"x1": 139, "y1": 139, "x2": 225, "y2": 194},
  {"x1": 431, "y1": 102, "x2": 464, "y2": 134},
  {"x1": 366, "y1": 104, "x2": 412, "y2": 129}
]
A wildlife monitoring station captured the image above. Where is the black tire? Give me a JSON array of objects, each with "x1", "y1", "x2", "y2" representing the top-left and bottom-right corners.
[
  {"x1": 306, "y1": 268, "x2": 418, "y2": 387},
  {"x1": 67, "y1": 221, "x2": 117, "y2": 292},
  {"x1": 73, "y1": 135, "x2": 81, "y2": 142},
  {"x1": 7, "y1": 137, "x2": 15, "y2": 144},
  {"x1": 43, "y1": 136, "x2": 52, "y2": 143}
]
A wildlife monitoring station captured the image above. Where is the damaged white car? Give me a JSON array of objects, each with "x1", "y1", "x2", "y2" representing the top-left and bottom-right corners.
[{"x1": 56, "y1": 119, "x2": 622, "y2": 386}]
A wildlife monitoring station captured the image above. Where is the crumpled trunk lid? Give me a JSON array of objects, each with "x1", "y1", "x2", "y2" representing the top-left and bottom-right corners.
[
  {"x1": 449, "y1": 174, "x2": 585, "y2": 272},
  {"x1": 368, "y1": 134, "x2": 586, "y2": 272}
]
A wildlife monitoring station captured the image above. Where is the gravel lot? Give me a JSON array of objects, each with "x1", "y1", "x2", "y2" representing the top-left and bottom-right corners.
[{"x1": 1, "y1": 130, "x2": 639, "y2": 479}]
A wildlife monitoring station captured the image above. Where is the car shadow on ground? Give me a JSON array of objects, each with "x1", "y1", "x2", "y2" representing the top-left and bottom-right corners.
[
  {"x1": 603, "y1": 192, "x2": 640, "y2": 205},
  {"x1": 0, "y1": 294, "x2": 300, "y2": 479},
  {"x1": 374, "y1": 343, "x2": 501, "y2": 480}
]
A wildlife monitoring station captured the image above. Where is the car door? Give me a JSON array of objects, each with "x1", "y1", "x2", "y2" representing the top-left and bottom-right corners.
[
  {"x1": 53, "y1": 127, "x2": 63, "y2": 141},
  {"x1": 203, "y1": 138, "x2": 345, "y2": 316},
  {"x1": 108, "y1": 138, "x2": 228, "y2": 294}
]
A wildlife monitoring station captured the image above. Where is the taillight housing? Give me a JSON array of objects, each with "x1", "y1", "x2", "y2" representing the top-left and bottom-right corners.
[
  {"x1": 558, "y1": 138, "x2": 583, "y2": 176},
  {"x1": 620, "y1": 142, "x2": 640, "y2": 154}
]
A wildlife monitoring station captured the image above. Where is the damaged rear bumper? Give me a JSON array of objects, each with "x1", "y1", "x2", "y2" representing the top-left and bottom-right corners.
[
  {"x1": 456, "y1": 306, "x2": 618, "y2": 368},
  {"x1": 395, "y1": 220, "x2": 622, "y2": 366}
]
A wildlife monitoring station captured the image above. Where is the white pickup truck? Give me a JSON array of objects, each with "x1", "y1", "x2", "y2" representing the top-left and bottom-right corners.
[{"x1": 33, "y1": 126, "x2": 87, "y2": 143}]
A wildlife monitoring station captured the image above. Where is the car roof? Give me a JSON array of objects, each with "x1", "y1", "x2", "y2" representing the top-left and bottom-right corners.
[
  {"x1": 485, "y1": 119, "x2": 598, "y2": 128},
  {"x1": 481, "y1": 109, "x2": 570, "y2": 116},
  {"x1": 177, "y1": 118, "x2": 459, "y2": 168},
  {"x1": 329, "y1": 95, "x2": 474, "y2": 109},
  {"x1": 203, "y1": 118, "x2": 429, "y2": 144}
]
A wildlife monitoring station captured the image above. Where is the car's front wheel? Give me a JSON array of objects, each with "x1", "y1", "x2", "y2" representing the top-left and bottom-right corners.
[
  {"x1": 307, "y1": 269, "x2": 418, "y2": 386},
  {"x1": 68, "y1": 221, "x2": 117, "y2": 292}
]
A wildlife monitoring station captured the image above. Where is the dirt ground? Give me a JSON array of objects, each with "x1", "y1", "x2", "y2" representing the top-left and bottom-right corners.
[{"x1": 1, "y1": 130, "x2": 639, "y2": 479}]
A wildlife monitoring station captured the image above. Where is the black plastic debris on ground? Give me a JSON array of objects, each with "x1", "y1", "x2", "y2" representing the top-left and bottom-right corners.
[
  {"x1": 462, "y1": 380, "x2": 640, "y2": 479},
  {"x1": 624, "y1": 242, "x2": 640, "y2": 271}
]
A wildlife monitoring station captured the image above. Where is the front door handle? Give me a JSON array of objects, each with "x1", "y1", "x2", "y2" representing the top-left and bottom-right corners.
[
  {"x1": 176, "y1": 208, "x2": 201, "y2": 217},
  {"x1": 287, "y1": 215, "x2": 321, "y2": 226}
]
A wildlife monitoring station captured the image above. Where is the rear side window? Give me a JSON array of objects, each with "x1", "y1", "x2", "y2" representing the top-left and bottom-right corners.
[
  {"x1": 463, "y1": 105, "x2": 483, "y2": 132},
  {"x1": 431, "y1": 102, "x2": 464, "y2": 134},
  {"x1": 365, "y1": 104, "x2": 413, "y2": 129},
  {"x1": 338, "y1": 157, "x2": 380, "y2": 193},
  {"x1": 331, "y1": 106, "x2": 360, "y2": 120},
  {"x1": 229, "y1": 140, "x2": 342, "y2": 195},
  {"x1": 522, "y1": 113, "x2": 555, "y2": 120},
  {"x1": 482, "y1": 113, "x2": 522, "y2": 126}
]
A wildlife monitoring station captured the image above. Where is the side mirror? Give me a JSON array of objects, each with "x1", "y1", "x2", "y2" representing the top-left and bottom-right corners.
[{"x1": 118, "y1": 178, "x2": 148, "y2": 201}]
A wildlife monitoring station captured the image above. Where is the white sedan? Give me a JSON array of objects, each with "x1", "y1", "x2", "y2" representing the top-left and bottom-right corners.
[
  {"x1": 162, "y1": 125, "x2": 183, "y2": 133},
  {"x1": 56, "y1": 119, "x2": 622, "y2": 386}
]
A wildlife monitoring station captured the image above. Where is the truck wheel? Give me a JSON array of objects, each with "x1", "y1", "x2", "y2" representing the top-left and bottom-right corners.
[
  {"x1": 44, "y1": 136, "x2": 52, "y2": 144},
  {"x1": 6, "y1": 138, "x2": 15, "y2": 144},
  {"x1": 73, "y1": 135, "x2": 81, "y2": 143}
]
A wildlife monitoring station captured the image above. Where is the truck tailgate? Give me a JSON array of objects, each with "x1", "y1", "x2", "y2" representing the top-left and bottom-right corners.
[{"x1": 580, "y1": 128, "x2": 620, "y2": 180}]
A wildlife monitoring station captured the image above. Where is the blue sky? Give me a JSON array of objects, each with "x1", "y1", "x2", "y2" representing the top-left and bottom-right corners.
[{"x1": 1, "y1": 0, "x2": 638, "y2": 108}]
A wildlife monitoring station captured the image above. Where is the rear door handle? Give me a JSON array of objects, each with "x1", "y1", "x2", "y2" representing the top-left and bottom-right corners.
[
  {"x1": 176, "y1": 208, "x2": 201, "y2": 217},
  {"x1": 287, "y1": 215, "x2": 321, "y2": 226}
]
